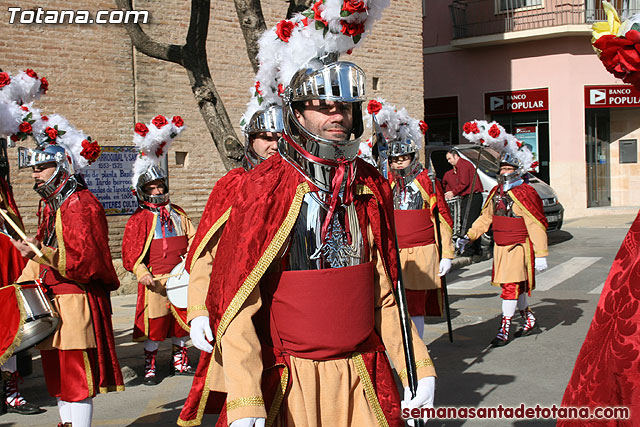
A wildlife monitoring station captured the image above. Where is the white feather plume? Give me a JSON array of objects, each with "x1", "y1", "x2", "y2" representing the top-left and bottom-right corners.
[
  {"x1": 131, "y1": 115, "x2": 185, "y2": 188},
  {"x1": 0, "y1": 70, "x2": 48, "y2": 105},
  {"x1": 0, "y1": 101, "x2": 26, "y2": 137}
]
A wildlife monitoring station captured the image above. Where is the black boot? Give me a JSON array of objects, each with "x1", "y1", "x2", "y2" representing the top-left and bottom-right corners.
[
  {"x1": 143, "y1": 349, "x2": 159, "y2": 385},
  {"x1": 169, "y1": 345, "x2": 194, "y2": 376},
  {"x1": 490, "y1": 315, "x2": 511, "y2": 347},
  {"x1": 2, "y1": 371, "x2": 44, "y2": 415},
  {"x1": 515, "y1": 307, "x2": 539, "y2": 337}
]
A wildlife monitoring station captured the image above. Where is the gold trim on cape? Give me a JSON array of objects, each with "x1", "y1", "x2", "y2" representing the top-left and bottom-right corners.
[
  {"x1": 510, "y1": 191, "x2": 547, "y2": 232},
  {"x1": 133, "y1": 214, "x2": 157, "y2": 273},
  {"x1": 266, "y1": 365, "x2": 289, "y2": 427},
  {"x1": 171, "y1": 304, "x2": 190, "y2": 333},
  {"x1": 82, "y1": 349, "x2": 95, "y2": 396},
  {"x1": 227, "y1": 396, "x2": 265, "y2": 412},
  {"x1": 353, "y1": 352, "x2": 389, "y2": 427},
  {"x1": 189, "y1": 206, "x2": 232, "y2": 272},
  {"x1": 215, "y1": 182, "x2": 310, "y2": 346},
  {"x1": 56, "y1": 209, "x2": 66, "y2": 277}
]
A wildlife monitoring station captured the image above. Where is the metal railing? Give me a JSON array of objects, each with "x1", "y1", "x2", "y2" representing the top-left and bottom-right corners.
[{"x1": 449, "y1": 0, "x2": 640, "y2": 39}]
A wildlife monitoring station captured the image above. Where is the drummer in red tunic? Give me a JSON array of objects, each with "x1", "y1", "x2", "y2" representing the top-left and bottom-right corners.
[
  {"x1": 11, "y1": 111, "x2": 123, "y2": 427},
  {"x1": 121, "y1": 115, "x2": 195, "y2": 385}
]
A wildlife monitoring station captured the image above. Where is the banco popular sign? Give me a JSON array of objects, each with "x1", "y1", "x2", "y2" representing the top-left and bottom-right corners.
[
  {"x1": 484, "y1": 88, "x2": 548, "y2": 114},
  {"x1": 585, "y1": 85, "x2": 640, "y2": 108}
]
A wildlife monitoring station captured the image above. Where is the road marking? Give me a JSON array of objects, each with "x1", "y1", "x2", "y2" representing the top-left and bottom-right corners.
[
  {"x1": 536, "y1": 257, "x2": 602, "y2": 291},
  {"x1": 588, "y1": 281, "x2": 606, "y2": 295},
  {"x1": 448, "y1": 259, "x2": 493, "y2": 289}
]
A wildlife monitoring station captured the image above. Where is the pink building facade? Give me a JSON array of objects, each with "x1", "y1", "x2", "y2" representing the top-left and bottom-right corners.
[{"x1": 424, "y1": 0, "x2": 640, "y2": 219}]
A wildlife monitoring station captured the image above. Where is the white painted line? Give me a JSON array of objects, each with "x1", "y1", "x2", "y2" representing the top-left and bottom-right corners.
[
  {"x1": 448, "y1": 276, "x2": 490, "y2": 289},
  {"x1": 536, "y1": 257, "x2": 602, "y2": 291},
  {"x1": 588, "y1": 282, "x2": 606, "y2": 295}
]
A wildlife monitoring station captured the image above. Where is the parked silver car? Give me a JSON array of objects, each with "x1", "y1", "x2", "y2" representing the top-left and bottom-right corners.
[{"x1": 426, "y1": 144, "x2": 564, "y2": 233}]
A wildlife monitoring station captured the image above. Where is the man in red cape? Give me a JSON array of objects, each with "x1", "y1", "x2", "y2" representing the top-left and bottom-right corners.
[
  {"x1": 123, "y1": 115, "x2": 195, "y2": 385},
  {"x1": 180, "y1": 60, "x2": 436, "y2": 426},
  {"x1": 179, "y1": 103, "x2": 283, "y2": 425},
  {"x1": 559, "y1": 210, "x2": 640, "y2": 425},
  {"x1": 12, "y1": 142, "x2": 123, "y2": 427},
  {"x1": 0, "y1": 139, "x2": 41, "y2": 415},
  {"x1": 460, "y1": 154, "x2": 548, "y2": 347}
]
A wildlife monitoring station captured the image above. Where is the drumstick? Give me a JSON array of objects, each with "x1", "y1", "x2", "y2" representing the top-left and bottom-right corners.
[
  {"x1": 153, "y1": 272, "x2": 181, "y2": 281},
  {"x1": 0, "y1": 208, "x2": 46, "y2": 259}
]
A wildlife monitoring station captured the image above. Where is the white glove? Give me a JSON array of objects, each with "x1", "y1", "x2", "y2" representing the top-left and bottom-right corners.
[
  {"x1": 401, "y1": 377, "x2": 435, "y2": 426},
  {"x1": 438, "y1": 258, "x2": 452, "y2": 276},
  {"x1": 455, "y1": 235, "x2": 470, "y2": 253},
  {"x1": 535, "y1": 257, "x2": 548, "y2": 272},
  {"x1": 230, "y1": 418, "x2": 265, "y2": 427},
  {"x1": 190, "y1": 316, "x2": 214, "y2": 353}
]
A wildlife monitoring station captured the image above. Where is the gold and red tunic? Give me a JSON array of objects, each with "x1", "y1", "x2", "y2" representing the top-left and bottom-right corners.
[
  {"x1": 467, "y1": 184, "x2": 548, "y2": 292},
  {"x1": 122, "y1": 204, "x2": 195, "y2": 341},
  {"x1": 179, "y1": 156, "x2": 435, "y2": 427},
  {"x1": 15, "y1": 188, "x2": 124, "y2": 400},
  {"x1": 392, "y1": 170, "x2": 454, "y2": 317}
]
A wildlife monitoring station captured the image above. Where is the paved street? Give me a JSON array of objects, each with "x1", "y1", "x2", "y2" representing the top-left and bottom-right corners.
[{"x1": 1, "y1": 214, "x2": 635, "y2": 426}]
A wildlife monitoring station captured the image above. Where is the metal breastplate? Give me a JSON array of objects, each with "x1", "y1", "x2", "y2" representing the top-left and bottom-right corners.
[
  {"x1": 285, "y1": 192, "x2": 366, "y2": 270},
  {"x1": 493, "y1": 191, "x2": 518, "y2": 217},
  {"x1": 40, "y1": 176, "x2": 81, "y2": 247},
  {"x1": 393, "y1": 181, "x2": 424, "y2": 210},
  {"x1": 145, "y1": 205, "x2": 184, "y2": 239}
]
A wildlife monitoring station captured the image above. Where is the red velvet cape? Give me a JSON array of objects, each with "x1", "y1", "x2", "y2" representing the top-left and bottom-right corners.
[
  {"x1": 184, "y1": 167, "x2": 246, "y2": 273},
  {"x1": 0, "y1": 285, "x2": 25, "y2": 365},
  {"x1": 1, "y1": 178, "x2": 27, "y2": 287},
  {"x1": 559, "y1": 210, "x2": 640, "y2": 426},
  {"x1": 42, "y1": 188, "x2": 124, "y2": 392},
  {"x1": 121, "y1": 204, "x2": 189, "y2": 273},
  {"x1": 180, "y1": 155, "x2": 403, "y2": 426}
]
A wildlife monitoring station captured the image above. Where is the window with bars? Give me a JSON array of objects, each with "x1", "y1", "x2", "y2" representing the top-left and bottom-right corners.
[{"x1": 497, "y1": 0, "x2": 543, "y2": 12}]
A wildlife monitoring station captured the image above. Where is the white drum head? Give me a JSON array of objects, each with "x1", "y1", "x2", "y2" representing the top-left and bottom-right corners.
[{"x1": 166, "y1": 260, "x2": 189, "y2": 309}]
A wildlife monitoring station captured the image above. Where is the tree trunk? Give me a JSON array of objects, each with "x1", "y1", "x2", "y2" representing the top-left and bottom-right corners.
[{"x1": 115, "y1": 0, "x2": 243, "y2": 171}]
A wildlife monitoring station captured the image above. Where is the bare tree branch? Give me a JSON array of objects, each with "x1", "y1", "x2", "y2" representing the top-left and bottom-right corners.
[
  {"x1": 115, "y1": 0, "x2": 184, "y2": 65},
  {"x1": 234, "y1": 0, "x2": 267, "y2": 73},
  {"x1": 116, "y1": 0, "x2": 244, "y2": 170}
]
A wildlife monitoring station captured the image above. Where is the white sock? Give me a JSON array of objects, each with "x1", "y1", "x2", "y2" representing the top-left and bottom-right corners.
[
  {"x1": 171, "y1": 337, "x2": 186, "y2": 347},
  {"x1": 502, "y1": 300, "x2": 517, "y2": 318},
  {"x1": 517, "y1": 294, "x2": 528, "y2": 311},
  {"x1": 57, "y1": 397, "x2": 72, "y2": 423},
  {"x1": 144, "y1": 339, "x2": 159, "y2": 352},
  {"x1": 1, "y1": 355, "x2": 17, "y2": 373},
  {"x1": 411, "y1": 316, "x2": 425, "y2": 340},
  {"x1": 69, "y1": 397, "x2": 93, "y2": 427}
]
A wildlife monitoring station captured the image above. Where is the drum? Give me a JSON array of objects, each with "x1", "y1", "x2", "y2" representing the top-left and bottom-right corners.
[
  {"x1": 166, "y1": 260, "x2": 189, "y2": 309},
  {"x1": 14, "y1": 281, "x2": 59, "y2": 353}
]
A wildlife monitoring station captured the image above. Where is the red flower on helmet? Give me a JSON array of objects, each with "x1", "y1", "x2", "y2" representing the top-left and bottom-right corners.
[
  {"x1": 41, "y1": 115, "x2": 49, "y2": 121},
  {"x1": 18, "y1": 122, "x2": 32, "y2": 134},
  {"x1": 367, "y1": 100, "x2": 383, "y2": 115},
  {"x1": 313, "y1": 0, "x2": 328, "y2": 26},
  {"x1": 277, "y1": 84, "x2": 285, "y2": 96},
  {"x1": 40, "y1": 77, "x2": 49, "y2": 93},
  {"x1": 255, "y1": 80, "x2": 263, "y2": 96},
  {"x1": 488, "y1": 123, "x2": 501, "y2": 138},
  {"x1": 594, "y1": 31, "x2": 640, "y2": 89},
  {"x1": 134, "y1": 122, "x2": 149, "y2": 137},
  {"x1": 463, "y1": 121, "x2": 479, "y2": 134},
  {"x1": 172, "y1": 116, "x2": 184, "y2": 127},
  {"x1": 530, "y1": 161, "x2": 539, "y2": 170},
  {"x1": 516, "y1": 140, "x2": 523, "y2": 148},
  {"x1": 80, "y1": 138, "x2": 101, "y2": 164},
  {"x1": 10, "y1": 135, "x2": 18, "y2": 142},
  {"x1": 419, "y1": 120, "x2": 429, "y2": 134},
  {"x1": 152, "y1": 115, "x2": 169, "y2": 128},
  {"x1": 0, "y1": 72, "x2": 10, "y2": 88},
  {"x1": 300, "y1": 17, "x2": 309, "y2": 27},
  {"x1": 342, "y1": 0, "x2": 367, "y2": 14},
  {"x1": 25, "y1": 69, "x2": 38, "y2": 79},
  {"x1": 45, "y1": 126, "x2": 58, "y2": 141},
  {"x1": 155, "y1": 141, "x2": 167, "y2": 157},
  {"x1": 276, "y1": 19, "x2": 295, "y2": 42},
  {"x1": 340, "y1": 20, "x2": 365, "y2": 37},
  {"x1": 20, "y1": 106, "x2": 29, "y2": 111}
]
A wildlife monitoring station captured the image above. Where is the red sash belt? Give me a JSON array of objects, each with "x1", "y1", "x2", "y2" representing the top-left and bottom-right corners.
[
  {"x1": 39, "y1": 264, "x2": 84, "y2": 295},
  {"x1": 266, "y1": 261, "x2": 380, "y2": 360},
  {"x1": 394, "y1": 209, "x2": 436, "y2": 249},
  {"x1": 493, "y1": 216, "x2": 528, "y2": 246},
  {"x1": 148, "y1": 235, "x2": 188, "y2": 275}
]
